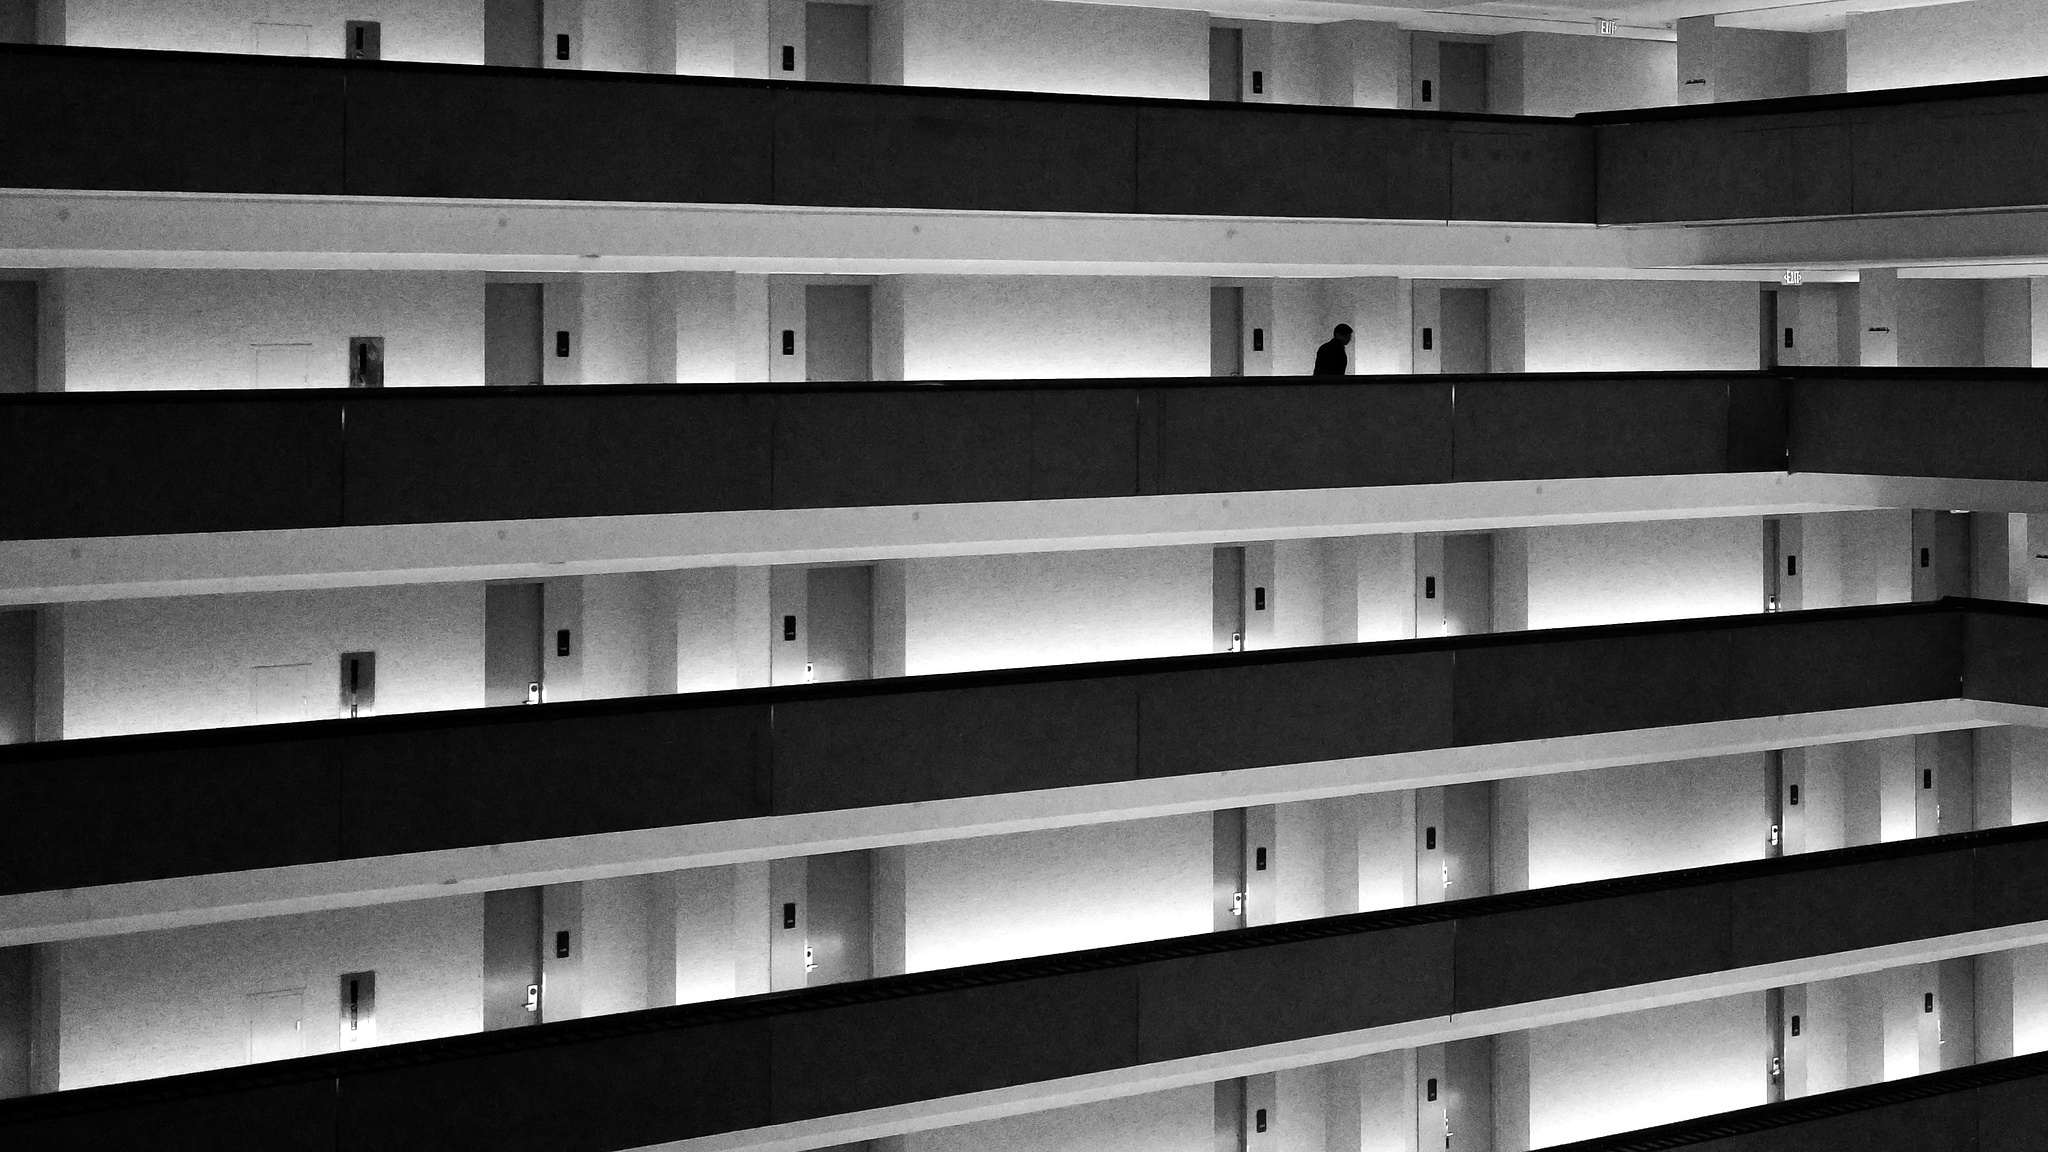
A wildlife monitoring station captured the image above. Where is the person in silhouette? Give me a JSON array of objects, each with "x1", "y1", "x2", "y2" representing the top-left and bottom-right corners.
[{"x1": 1313, "y1": 324, "x2": 1353, "y2": 376}]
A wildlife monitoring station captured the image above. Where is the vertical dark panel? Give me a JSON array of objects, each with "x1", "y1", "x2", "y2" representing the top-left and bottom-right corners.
[
  {"x1": 0, "y1": 945, "x2": 26, "y2": 1099},
  {"x1": 0, "y1": 282, "x2": 35, "y2": 394},
  {"x1": 0, "y1": 611, "x2": 31, "y2": 746},
  {"x1": 483, "y1": 887, "x2": 543, "y2": 1030}
]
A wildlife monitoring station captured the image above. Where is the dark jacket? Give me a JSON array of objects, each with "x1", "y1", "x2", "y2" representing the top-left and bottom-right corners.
[{"x1": 1312, "y1": 338, "x2": 1349, "y2": 376}]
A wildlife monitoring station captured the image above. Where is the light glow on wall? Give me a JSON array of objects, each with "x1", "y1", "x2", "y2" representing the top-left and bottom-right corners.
[
  {"x1": 1526, "y1": 518, "x2": 1763, "y2": 630},
  {"x1": 905, "y1": 547, "x2": 1209, "y2": 676},
  {"x1": 1529, "y1": 994, "x2": 1768, "y2": 1147},
  {"x1": 1523, "y1": 755, "x2": 1768, "y2": 889},
  {"x1": 899, "y1": 275, "x2": 1207, "y2": 381},
  {"x1": 903, "y1": 816, "x2": 1208, "y2": 972}
]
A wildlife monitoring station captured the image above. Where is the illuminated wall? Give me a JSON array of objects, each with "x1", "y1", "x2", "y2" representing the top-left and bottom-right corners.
[
  {"x1": 902, "y1": 546, "x2": 1209, "y2": 676},
  {"x1": 60, "y1": 0, "x2": 485, "y2": 61},
  {"x1": 1507, "y1": 754, "x2": 1767, "y2": 891},
  {"x1": 898, "y1": 276, "x2": 1208, "y2": 380},
  {"x1": 899, "y1": 816, "x2": 1208, "y2": 972},
  {"x1": 61, "y1": 583, "x2": 484, "y2": 738},
  {"x1": 577, "y1": 273, "x2": 655, "y2": 385},
  {"x1": 890, "y1": 0, "x2": 1205, "y2": 99},
  {"x1": 56, "y1": 894, "x2": 482, "y2": 1089},
  {"x1": 1522, "y1": 280, "x2": 1757, "y2": 372},
  {"x1": 1526, "y1": 993, "x2": 1768, "y2": 1146},
  {"x1": 1524, "y1": 517, "x2": 1762, "y2": 630},
  {"x1": 2014, "y1": 943, "x2": 2048, "y2": 1056},
  {"x1": 62, "y1": 270, "x2": 485, "y2": 391},
  {"x1": 1847, "y1": 0, "x2": 2048, "y2": 91},
  {"x1": 902, "y1": 1083, "x2": 1210, "y2": 1152}
]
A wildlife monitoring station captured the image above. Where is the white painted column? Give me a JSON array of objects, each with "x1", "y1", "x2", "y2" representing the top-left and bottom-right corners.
[
  {"x1": 1983, "y1": 278, "x2": 2033, "y2": 367},
  {"x1": 1488, "y1": 282, "x2": 1526, "y2": 374},
  {"x1": 1675, "y1": 15, "x2": 1716, "y2": 103},
  {"x1": 1410, "y1": 285, "x2": 1442, "y2": 375},
  {"x1": 767, "y1": 566, "x2": 809, "y2": 686},
  {"x1": 1857, "y1": 269, "x2": 1900, "y2": 367},
  {"x1": 734, "y1": 567, "x2": 771, "y2": 689},
  {"x1": 541, "y1": 575, "x2": 583, "y2": 702},
  {"x1": 540, "y1": 278, "x2": 583, "y2": 385},
  {"x1": 1492, "y1": 528, "x2": 1528, "y2": 632}
]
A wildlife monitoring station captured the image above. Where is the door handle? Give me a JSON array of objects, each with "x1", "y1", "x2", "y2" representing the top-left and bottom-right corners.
[
  {"x1": 1231, "y1": 891, "x2": 1245, "y2": 919},
  {"x1": 525, "y1": 983, "x2": 539, "y2": 1013},
  {"x1": 525, "y1": 681, "x2": 541, "y2": 705},
  {"x1": 804, "y1": 943, "x2": 817, "y2": 973}
]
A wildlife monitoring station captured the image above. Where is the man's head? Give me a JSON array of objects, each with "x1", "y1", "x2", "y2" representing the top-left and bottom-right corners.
[{"x1": 1333, "y1": 324, "x2": 1353, "y2": 345}]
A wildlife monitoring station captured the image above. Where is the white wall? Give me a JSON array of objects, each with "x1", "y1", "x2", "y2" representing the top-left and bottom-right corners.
[
  {"x1": 62, "y1": 584, "x2": 483, "y2": 738},
  {"x1": 903, "y1": 546, "x2": 1209, "y2": 675},
  {"x1": 1523, "y1": 281, "x2": 1757, "y2": 373},
  {"x1": 1848, "y1": 0, "x2": 2048, "y2": 91},
  {"x1": 1517, "y1": 755, "x2": 1766, "y2": 889},
  {"x1": 900, "y1": 816, "x2": 1208, "y2": 971},
  {"x1": 893, "y1": 0, "x2": 1205, "y2": 99},
  {"x1": 1901, "y1": 279, "x2": 1984, "y2": 368},
  {"x1": 62, "y1": 0, "x2": 484, "y2": 61},
  {"x1": 1527, "y1": 993, "x2": 1768, "y2": 1147},
  {"x1": 1498, "y1": 32, "x2": 1676, "y2": 117},
  {"x1": 899, "y1": 276, "x2": 1208, "y2": 380},
  {"x1": 57, "y1": 894, "x2": 481, "y2": 1089},
  {"x1": 582, "y1": 571, "x2": 667, "y2": 700},
  {"x1": 2015, "y1": 943, "x2": 2048, "y2": 1056},
  {"x1": 579, "y1": 274, "x2": 655, "y2": 384},
  {"x1": 1524, "y1": 517, "x2": 1762, "y2": 630},
  {"x1": 64, "y1": 270, "x2": 484, "y2": 391},
  {"x1": 905, "y1": 1083, "x2": 1210, "y2": 1152}
]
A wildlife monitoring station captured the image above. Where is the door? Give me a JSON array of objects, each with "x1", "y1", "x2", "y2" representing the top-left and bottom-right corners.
[
  {"x1": 803, "y1": 285, "x2": 872, "y2": 382},
  {"x1": 1417, "y1": 783, "x2": 1492, "y2": 905},
  {"x1": 252, "y1": 663, "x2": 313, "y2": 724},
  {"x1": 345, "y1": 20, "x2": 381, "y2": 60},
  {"x1": 1760, "y1": 288, "x2": 1781, "y2": 369},
  {"x1": 1441, "y1": 533, "x2": 1493, "y2": 636},
  {"x1": 1438, "y1": 288, "x2": 1490, "y2": 374},
  {"x1": 483, "y1": 887, "x2": 543, "y2": 1030},
  {"x1": 1213, "y1": 808, "x2": 1246, "y2": 930},
  {"x1": 485, "y1": 583, "x2": 545, "y2": 706},
  {"x1": 804, "y1": 3, "x2": 870, "y2": 84},
  {"x1": 485, "y1": 283, "x2": 544, "y2": 386},
  {"x1": 1910, "y1": 509, "x2": 1970, "y2": 601},
  {"x1": 485, "y1": 0, "x2": 543, "y2": 67},
  {"x1": 1438, "y1": 42, "x2": 1488, "y2": 113},
  {"x1": 805, "y1": 851, "x2": 873, "y2": 985},
  {"x1": 1209, "y1": 27, "x2": 1243, "y2": 102},
  {"x1": 1213, "y1": 546, "x2": 1246, "y2": 652},
  {"x1": 0, "y1": 611, "x2": 31, "y2": 745},
  {"x1": 0, "y1": 282, "x2": 35, "y2": 393},
  {"x1": 1211, "y1": 287, "x2": 1244, "y2": 377},
  {"x1": 805, "y1": 565, "x2": 873, "y2": 682},
  {"x1": 245, "y1": 989, "x2": 305, "y2": 1064},
  {"x1": 769, "y1": 857, "x2": 809, "y2": 991}
]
